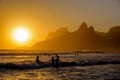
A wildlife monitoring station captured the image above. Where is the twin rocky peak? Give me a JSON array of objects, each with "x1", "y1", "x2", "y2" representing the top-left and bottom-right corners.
[
  {"x1": 32, "y1": 22, "x2": 120, "y2": 52},
  {"x1": 46, "y1": 22, "x2": 95, "y2": 40}
]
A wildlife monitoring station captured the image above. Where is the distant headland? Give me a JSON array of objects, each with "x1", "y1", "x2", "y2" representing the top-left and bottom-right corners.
[{"x1": 31, "y1": 22, "x2": 120, "y2": 52}]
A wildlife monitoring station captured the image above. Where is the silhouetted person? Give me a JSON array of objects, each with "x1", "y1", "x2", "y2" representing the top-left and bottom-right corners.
[
  {"x1": 51, "y1": 57, "x2": 55, "y2": 68},
  {"x1": 36, "y1": 56, "x2": 40, "y2": 63},
  {"x1": 55, "y1": 55, "x2": 60, "y2": 69},
  {"x1": 49, "y1": 54, "x2": 51, "y2": 56}
]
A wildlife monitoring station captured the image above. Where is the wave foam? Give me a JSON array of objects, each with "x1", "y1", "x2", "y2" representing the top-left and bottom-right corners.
[{"x1": 0, "y1": 60, "x2": 119, "y2": 69}]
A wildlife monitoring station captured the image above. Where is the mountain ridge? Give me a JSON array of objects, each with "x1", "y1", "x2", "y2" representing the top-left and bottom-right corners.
[{"x1": 31, "y1": 22, "x2": 120, "y2": 52}]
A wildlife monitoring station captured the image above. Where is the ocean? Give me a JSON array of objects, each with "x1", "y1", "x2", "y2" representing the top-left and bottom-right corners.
[{"x1": 0, "y1": 53, "x2": 120, "y2": 80}]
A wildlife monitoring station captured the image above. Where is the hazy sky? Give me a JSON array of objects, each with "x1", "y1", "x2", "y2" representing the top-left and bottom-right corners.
[{"x1": 0, "y1": 0, "x2": 120, "y2": 49}]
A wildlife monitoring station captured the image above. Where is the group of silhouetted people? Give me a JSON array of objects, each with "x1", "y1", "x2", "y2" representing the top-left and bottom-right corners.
[
  {"x1": 35, "y1": 55, "x2": 60, "y2": 69},
  {"x1": 51, "y1": 55, "x2": 60, "y2": 69}
]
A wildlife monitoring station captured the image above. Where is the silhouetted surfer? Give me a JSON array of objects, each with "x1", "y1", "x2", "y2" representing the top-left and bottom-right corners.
[{"x1": 36, "y1": 56, "x2": 40, "y2": 63}]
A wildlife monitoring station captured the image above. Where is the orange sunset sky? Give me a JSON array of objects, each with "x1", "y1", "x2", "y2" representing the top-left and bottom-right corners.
[{"x1": 0, "y1": 0, "x2": 120, "y2": 49}]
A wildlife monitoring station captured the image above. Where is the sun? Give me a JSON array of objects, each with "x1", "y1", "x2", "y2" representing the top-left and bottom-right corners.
[{"x1": 13, "y1": 27, "x2": 30, "y2": 43}]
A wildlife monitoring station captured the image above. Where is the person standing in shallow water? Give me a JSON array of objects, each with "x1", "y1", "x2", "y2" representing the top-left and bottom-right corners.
[
  {"x1": 36, "y1": 56, "x2": 40, "y2": 63},
  {"x1": 51, "y1": 57, "x2": 55, "y2": 68},
  {"x1": 55, "y1": 55, "x2": 60, "y2": 69}
]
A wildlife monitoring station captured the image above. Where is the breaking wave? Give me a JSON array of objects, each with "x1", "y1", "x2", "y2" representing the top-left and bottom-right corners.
[{"x1": 0, "y1": 60, "x2": 119, "y2": 69}]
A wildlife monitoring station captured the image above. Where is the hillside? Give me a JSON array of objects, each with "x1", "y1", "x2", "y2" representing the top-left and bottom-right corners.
[
  {"x1": 31, "y1": 22, "x2": 120, "y2": 52},
  {"x1": 45, "y1": 27, "x2": 70, "y2": 40}
]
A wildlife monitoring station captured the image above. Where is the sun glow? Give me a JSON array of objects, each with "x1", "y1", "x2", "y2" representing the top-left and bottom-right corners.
[{"x1": 13, "y1": 27, "x2": 30, "y2": 43}]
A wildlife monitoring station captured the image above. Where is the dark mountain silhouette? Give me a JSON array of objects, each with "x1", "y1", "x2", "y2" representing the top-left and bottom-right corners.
[
  {"x1": 45, "y1": 27, "x2": 70, "y2": 40},
  {"x1": 106, "y1": 26, "x2": 120, "y2": 49},
  {"x1": 96, "y1": 31, "x2": 106, "y2": 36},
  {"x1": 31, "y1": 22, "x2": 120, "y2": 52}
]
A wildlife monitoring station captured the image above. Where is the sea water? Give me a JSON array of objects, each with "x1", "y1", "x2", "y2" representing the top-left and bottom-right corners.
[{"x1": 0, "y1": 53, "x2": 119, "y2": 80}]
